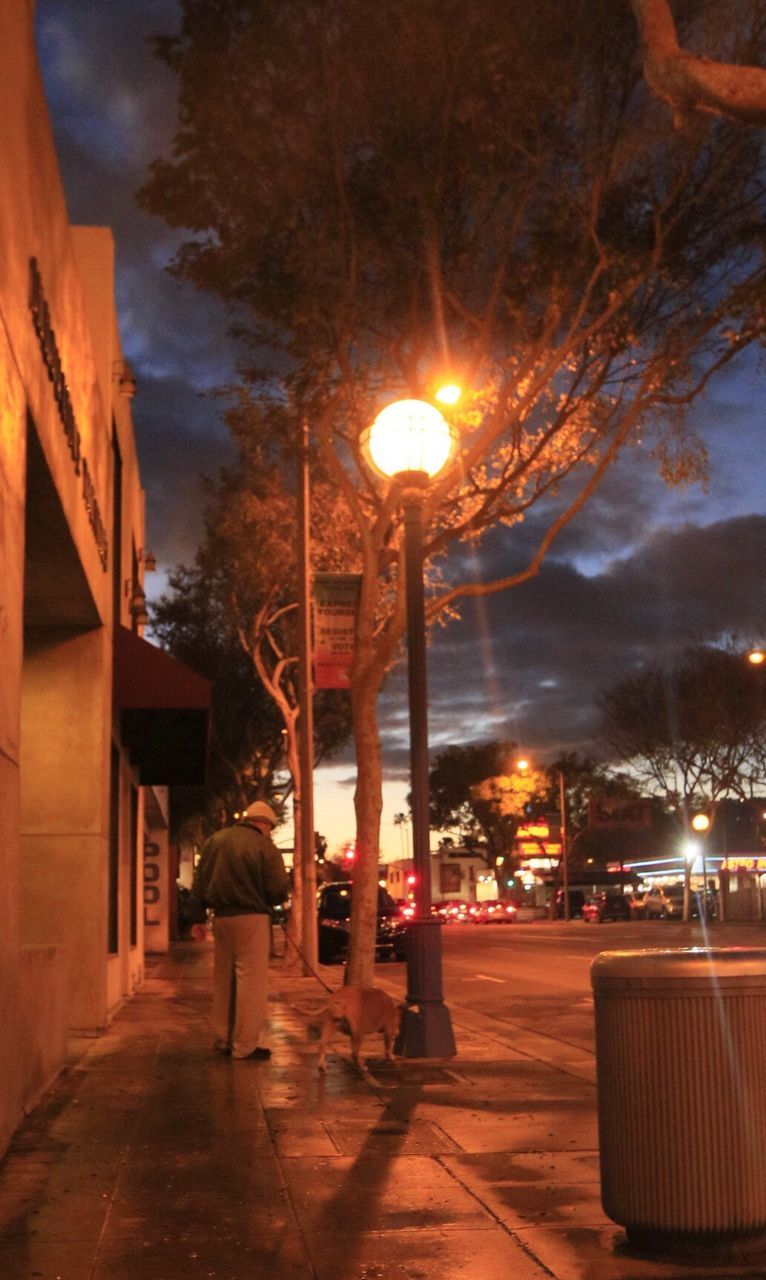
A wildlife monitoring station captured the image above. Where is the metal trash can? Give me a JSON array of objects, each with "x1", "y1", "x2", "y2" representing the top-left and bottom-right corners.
[{"x1": 591, "y1": 948, "x2": 766, "y2": 1259}]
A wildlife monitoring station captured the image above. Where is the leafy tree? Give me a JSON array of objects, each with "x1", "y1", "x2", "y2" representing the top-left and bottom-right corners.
[
  {"x1": 141, "y1": 0, "x2": 766, "y2": 982},
  {"x1": 599, "y1": 644, "x2": 766, "y2": 828}
]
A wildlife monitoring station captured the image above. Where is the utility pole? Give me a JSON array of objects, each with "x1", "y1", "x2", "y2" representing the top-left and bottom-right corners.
[
  {"x1": 559, "y1": 771, "x2": 570, "y2": 921},
  {"x1": 296, "y1": 418, "x2": 317, "y2": 970}
]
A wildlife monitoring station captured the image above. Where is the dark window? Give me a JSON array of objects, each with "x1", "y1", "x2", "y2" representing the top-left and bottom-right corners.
[
  {"x1": 108, "y1": 745, "x2": 119, "y2": 954},
  {"x1": 130, "y1": 784, "x2": 138, "y2": 946}
]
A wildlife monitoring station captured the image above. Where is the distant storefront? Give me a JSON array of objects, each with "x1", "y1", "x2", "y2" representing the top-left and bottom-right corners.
[{"x1": 719, "y1": 856, "x2": 766, "y2": 921}]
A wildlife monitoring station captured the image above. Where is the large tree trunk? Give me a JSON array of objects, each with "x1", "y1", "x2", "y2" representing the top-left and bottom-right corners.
[
  {"x1": 346, "y1": 671, "x2": 385, "y2": 986},
  {"x1": 631, "y1": 0, "x2": 766, "y2": 126},
  {"x1": 282, "y1": 724, "x2": 305, "y2": 972}
]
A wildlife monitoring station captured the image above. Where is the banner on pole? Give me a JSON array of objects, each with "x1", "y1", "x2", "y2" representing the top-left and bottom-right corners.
[{"x1": 313, "y1": 573, "x2": 361, "y2": 689}]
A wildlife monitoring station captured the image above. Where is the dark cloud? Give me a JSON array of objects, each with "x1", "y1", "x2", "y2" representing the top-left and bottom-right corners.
[
  {"x1": 37, "y1": 0, "x2": 240, "y2": 574},
  {"x1": 414, "y1": 515, "x2": 766, "y2": 763},
  {"x1": 132, "y1": 374, "x2": 235, "y2": 568}
]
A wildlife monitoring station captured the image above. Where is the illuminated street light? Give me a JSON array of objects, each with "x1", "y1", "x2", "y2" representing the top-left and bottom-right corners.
[
  {"x1": 362, "y1": 399, "x2": 456, "y2": 481},
  {"x1": 434, "y1": 382, "x2": 462, "y2": 406},
  {"x1": 360, "y1": 397, "x2": 457, "y2": 1059},
  {"x1": 691, "y1": 813, "x2": 710, "y2": 832},
  {"x1": 748, "y1": 649, "x2": 766, "y2": 666}
]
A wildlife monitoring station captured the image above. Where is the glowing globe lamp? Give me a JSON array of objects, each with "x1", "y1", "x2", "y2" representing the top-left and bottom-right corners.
[{"x1": 363, "y1": 399, "x2": 456, "y2": 481}]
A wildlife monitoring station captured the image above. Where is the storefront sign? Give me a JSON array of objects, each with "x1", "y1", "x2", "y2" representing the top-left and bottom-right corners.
[
  {"x1": 28, "y1": 257, "x2": 108, "y2": 570},
  {"x1": 313, "y1": 572, "x2": 361, "y2": 688},
  {"x1": 143, "y1": 837, "x2": 169, "y2": 952},
  {"x1": 588, "y1": 797, "x2": 652, "y2": 829},
  {"x1": 720, "y1": 856, "x2": 766, "y2": 872},
  {"x1": 143, "y1": 839, "x2": 162, "y2": 926}
]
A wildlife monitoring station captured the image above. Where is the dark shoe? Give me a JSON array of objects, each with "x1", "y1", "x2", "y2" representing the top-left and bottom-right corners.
[{"x1": 240, "y1": 1047, "x2": 271, "y2": 1061}]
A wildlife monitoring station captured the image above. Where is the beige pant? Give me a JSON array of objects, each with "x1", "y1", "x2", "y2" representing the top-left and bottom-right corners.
[{"x1": 212, "y1": 913, "x2": 271, "y2": 1057}]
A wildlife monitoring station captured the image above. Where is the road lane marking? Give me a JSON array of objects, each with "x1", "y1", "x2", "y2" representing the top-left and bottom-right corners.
[{"x1": 474, "y1": 973, "x2": 506, "y2": 983}]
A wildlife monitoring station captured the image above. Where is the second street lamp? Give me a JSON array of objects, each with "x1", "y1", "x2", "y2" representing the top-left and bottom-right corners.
[{"x1": 361, "y1": 397, "x2": 457, "y2": 1058}]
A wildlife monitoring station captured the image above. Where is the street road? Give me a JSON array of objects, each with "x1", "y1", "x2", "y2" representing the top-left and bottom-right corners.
[{"x1": 379, "y1": 917, "x2": 766, "y2": 1056}]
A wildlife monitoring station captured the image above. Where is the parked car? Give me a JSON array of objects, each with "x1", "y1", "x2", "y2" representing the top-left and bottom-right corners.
[
  {"x1": 317, "y1": 882, "x2": 407, "y2": 964},
  {"x1": 581, "y1": 891, "x2": 632, "y2": 923},
  {"x1": 475, "y1": 899, "x2": 518, "y2": 924},
  {"x1": 640, "y1": 883, "x2": 686, "y2": 920},
  {"x1": 554, "y1": 888, "x2": 586, "y2": 919}
]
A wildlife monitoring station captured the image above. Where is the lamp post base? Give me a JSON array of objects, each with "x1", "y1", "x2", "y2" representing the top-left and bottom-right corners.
[
  {"x1": 396, "y1": 1001, "x2": 456, "y2": 1059},
  {"x1": 395, "y1": 917, "x2": 456, "y2": 1058}
]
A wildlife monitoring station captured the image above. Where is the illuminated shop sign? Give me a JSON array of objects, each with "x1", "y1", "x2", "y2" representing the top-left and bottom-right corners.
[
  {"x1": 720, "y1": 857, "x2": 766, "y2": 872},
  {"x1": 28, "y1": 257, "x2": 108, "y2": 570}
]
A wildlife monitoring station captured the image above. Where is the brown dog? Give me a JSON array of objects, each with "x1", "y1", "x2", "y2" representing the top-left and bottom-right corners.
[{"x1": 317, "y1": 985, "x2": 401, "y2": 1071}]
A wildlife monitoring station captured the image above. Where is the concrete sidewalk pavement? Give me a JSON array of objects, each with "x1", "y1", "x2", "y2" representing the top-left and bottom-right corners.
[{"x1": 0, "y1": 941, "x2": 763, "y2": 1280}]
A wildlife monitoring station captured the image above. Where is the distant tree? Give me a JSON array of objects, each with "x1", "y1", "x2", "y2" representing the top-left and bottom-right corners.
[
  {"x1": 631, "y1": 0, "x2": 766, "y2": 127},
  {"x1": 428, "y1": 742, "x2": 548, "y2": 880},
  {"x1": 599, "y1": 644, "x2": 766, "y2": 829},
  {"x1": 141, "y1": 0, "x2": 766, "y2": 983},
  {"x1": 153, "y1": 422, "x2": 356, "y2": 957},
  {"x1": 151, "y1": 561, "x2": 287, "y2": 840}
]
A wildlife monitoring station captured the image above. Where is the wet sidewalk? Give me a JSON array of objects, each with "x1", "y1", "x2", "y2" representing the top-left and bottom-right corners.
[{"x1": 0, "y1": 942, "x2": 763, "y2": 1280}]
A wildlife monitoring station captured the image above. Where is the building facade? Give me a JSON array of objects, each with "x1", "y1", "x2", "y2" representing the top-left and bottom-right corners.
[{"x1": 0, "y1": 1, "x2": 209, "y2": 1157}]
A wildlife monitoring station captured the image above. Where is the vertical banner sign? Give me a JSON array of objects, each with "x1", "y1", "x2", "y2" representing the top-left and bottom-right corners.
[{"x1": 313, "y1": 573, "x2": 361, "y2": 689}]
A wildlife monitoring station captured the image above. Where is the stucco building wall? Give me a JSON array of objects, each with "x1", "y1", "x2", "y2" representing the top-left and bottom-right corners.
[{"x1": 0, "y1": 0, "x2": 179, "y2": 1155}]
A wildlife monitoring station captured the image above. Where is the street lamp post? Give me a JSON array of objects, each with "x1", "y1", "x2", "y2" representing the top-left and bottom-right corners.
[
  {"x1": 361, "y1": 398, "x2": 457, "y2": 1058},
  {"x1": 559, "y1": 770, "x2": 570, "y2": 922},
  {"x1": 691, "y1": 811, "x2": 711, "y2": 920}
]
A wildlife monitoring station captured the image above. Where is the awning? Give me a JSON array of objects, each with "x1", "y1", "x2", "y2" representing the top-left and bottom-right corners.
[{"x1": 113, "y1": 626, "x2": 212, "y2": 786}]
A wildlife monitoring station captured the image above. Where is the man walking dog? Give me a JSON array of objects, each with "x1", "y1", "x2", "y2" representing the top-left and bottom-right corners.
[{"x1": 192, "y1": 801, "x2": 289, "y2": 1060}]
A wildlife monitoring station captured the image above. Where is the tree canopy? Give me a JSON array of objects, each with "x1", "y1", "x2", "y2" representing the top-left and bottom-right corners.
[
  {"x1": 599, "y1": 644, "x2": 766, "y2": 823},
  {"x1": 428, "y1": 742, "x2": 543, "y2": 859},
  {"x1": 141, "y1": 0, "x2": 766, "y2": 981},
  {"x1": 151, "y1": 559, "x2": 287, "y2": 839},
  {"x1": 151, "y1": 420, "x2": 355, "y2": 850}
]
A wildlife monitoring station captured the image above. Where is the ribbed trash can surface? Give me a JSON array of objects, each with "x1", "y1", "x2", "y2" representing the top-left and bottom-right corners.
[{"x1": 591, "y1": 947, "x2": 766, "y2": 1257}]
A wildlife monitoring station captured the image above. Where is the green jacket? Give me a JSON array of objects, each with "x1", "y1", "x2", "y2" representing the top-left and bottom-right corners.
[{"x1": 192, "y1": 820, "x2": 290, "y2": 917}]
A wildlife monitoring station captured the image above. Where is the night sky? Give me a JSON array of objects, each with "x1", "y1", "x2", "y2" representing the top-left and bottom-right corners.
[{"x1": 36, "y1": 0, "x2": 766, "y2": 857}]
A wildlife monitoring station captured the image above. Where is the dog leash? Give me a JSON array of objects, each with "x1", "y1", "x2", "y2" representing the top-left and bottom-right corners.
[{"x1": 278, "y1": 921, "x2": 334, "y2": 993}]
